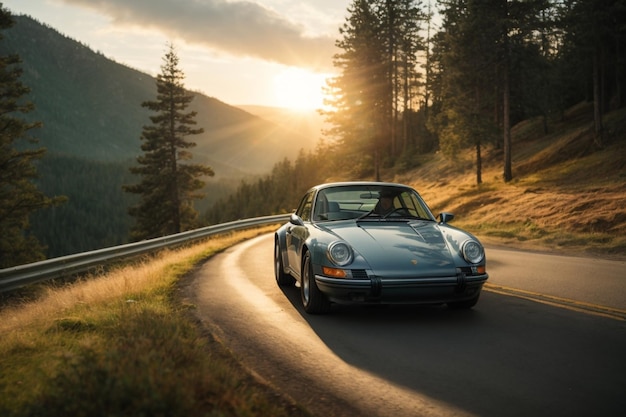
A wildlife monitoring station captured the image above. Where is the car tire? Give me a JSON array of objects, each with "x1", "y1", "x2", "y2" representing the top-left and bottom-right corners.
[
  {"x1": 301, "y1": 251, "x2": 331, "y2": 314},
  {"x1": 447, "y1": 292, "x2": 480, "y2": 309},
  {"x1": 275, "y1": 239, "x2": 295, "y2": 287}
]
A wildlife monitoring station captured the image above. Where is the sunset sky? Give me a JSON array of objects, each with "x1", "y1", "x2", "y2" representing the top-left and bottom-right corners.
[{"x1": 1, "y1": 0, "x2": 352, "y2": 110}]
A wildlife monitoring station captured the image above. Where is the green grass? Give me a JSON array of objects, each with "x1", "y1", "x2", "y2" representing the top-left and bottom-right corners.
[{"x1": 0, "y1": 227, "x2": 311, "y2": 417}]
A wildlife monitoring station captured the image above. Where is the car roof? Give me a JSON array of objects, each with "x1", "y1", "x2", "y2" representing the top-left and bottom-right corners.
[{"x1": 309, "y1": 181, "x2": 414, "y2": 192}]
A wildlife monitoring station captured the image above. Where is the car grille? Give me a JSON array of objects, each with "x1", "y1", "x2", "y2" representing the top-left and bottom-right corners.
[{"x1": 351, "y1": 269, "x2": 369, "y2": 279}]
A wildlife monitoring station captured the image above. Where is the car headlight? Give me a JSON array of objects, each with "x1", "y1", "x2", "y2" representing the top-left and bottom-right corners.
[
  {"x1": 461, "y1": 240, "x2": 484, "y2": 264},
  {"x1": 327, "y1": 241, "x2": 353, "y2": 266}
]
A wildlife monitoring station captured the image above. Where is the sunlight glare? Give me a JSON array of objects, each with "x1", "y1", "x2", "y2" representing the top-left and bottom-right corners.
[{"x1": 273, "y1": 67, "x2": 330, "y2": 111}]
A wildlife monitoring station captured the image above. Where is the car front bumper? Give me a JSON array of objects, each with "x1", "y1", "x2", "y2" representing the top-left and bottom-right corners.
[{"x1": 315, "y1": 273, "x2": 488, "y2": 304}]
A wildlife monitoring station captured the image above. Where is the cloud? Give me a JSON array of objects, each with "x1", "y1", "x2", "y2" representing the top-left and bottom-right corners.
[{"x1": 61, "y1": 0, "x2": 337, "y2": 70}]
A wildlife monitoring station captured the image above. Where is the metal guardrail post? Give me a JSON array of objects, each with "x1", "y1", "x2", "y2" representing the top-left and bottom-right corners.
[{"x1": 0, "y1": 214, "x2": 290, "y2": 293}]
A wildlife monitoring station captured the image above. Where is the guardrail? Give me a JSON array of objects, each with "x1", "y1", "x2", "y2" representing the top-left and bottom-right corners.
[{"x1": 0, "y1": 214, "x2": 290, "y2": 293}]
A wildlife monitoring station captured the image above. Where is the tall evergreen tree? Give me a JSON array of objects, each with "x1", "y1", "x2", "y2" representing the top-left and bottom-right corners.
[
  {"x1": 431, "y1": 0, "x2": 553, "y2": 184},
  {"x1": 327, "y1": 0, "x2": 387, "y2": 179},
  {"x1": 432, "y1": 0, "x2": 503, "y2": 184},
  {"x1": 124, "y1": 44, "x2": 214, "y2": 240},
  {"x1": 0, "y1": 7, "x2": 65, "y2": 268},
  {"x1": 559, "y1": 0, "x2": 626, "y2": 146},
  {"x1": 502, "y1": 0, "x2": 555, "y2": 181},
  {"x1": 379, "y1": 0, "x2": 426, "y2": 157},
  {"x1": 323, "y1": 0, "x2": 425, "y2": 180}
]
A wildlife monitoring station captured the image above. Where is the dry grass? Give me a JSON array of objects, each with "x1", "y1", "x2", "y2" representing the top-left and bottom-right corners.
[
  {"x1": 394, "y1": 105, "x2": 626, "y2": 258},
  {"x1": 0, "y1": 226, "x2": 311, "y2": 417},
  {"x1": 1, "y1": 231, "x2": 245, "y2": 333}
]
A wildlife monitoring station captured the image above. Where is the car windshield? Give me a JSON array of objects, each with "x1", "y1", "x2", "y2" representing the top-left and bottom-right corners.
[{"x1": 313, "y1": 185, "x2": 435, "y2": 222}]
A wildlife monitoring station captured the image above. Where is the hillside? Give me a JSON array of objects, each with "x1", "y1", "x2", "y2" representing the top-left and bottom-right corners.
[
  {"x1": 0, "y1": 15, "x2": 317, "y2": 174},
  {"x1": 393, "y1": 104, "x2": 626, "y2": 259}
]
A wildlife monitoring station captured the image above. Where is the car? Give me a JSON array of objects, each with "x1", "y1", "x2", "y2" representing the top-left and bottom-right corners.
[{"x1": 274, "y1": 181, "x2": 488, "y2": 314}]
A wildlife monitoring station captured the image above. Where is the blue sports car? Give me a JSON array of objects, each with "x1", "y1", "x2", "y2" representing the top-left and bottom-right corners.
[{"x1": 274, "y1": 182, "x2": 488, "y2": 314}]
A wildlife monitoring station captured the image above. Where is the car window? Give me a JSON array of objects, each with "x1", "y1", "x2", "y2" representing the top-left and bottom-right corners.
[
  {"x1": 397, "y1": 190, "x2": 433, "y2": 219},
  {"x1": 296, "y1": 190, "x2": 314, "y2": 221},
  {"x1": 313, "y1": 185, "x2": 435, "y2": 222}
]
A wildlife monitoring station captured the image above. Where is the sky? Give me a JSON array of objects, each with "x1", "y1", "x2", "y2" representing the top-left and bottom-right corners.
[{"x1": 1, "y1": 0, "x2": 352, "y2": 110}]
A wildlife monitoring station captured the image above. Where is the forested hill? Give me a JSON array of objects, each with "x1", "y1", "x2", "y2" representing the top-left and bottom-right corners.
[{"x1": 0, "y1": 14, "x2": 317, "y2": 174}]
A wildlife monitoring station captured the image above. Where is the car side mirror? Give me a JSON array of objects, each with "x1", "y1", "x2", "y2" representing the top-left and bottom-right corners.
[
  {"x1": 290, "y1": 213, "x2": 304, "y2": 226},
  {"x1": 439, "y1": 212, "x2": 455, "y2": 223}
]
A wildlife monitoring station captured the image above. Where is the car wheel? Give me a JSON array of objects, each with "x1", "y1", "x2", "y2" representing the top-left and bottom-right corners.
[
  {"x1": 301, "y1": 251, "x2": 331, "y2": 314},
  {"x1": 447, "y1": 292, "x2": 480, "y2": 309},
  {"x1": 275, "y1": 239, "x2": 295, "y2": 287}
]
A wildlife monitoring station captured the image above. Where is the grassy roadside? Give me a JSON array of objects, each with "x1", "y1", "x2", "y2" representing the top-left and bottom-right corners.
[{"x1": 0, "y1": 226, "x2": 312, "y2": 417}]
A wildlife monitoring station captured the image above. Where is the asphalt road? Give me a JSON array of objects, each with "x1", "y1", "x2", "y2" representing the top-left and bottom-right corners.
[{"x1": 187, "y1": 233, "x2": 626, "y2": 417}]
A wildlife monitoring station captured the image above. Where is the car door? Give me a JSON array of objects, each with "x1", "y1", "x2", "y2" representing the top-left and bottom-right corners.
[{"x1": 286, "y1": 191, "x2": 314, "y2": 277}]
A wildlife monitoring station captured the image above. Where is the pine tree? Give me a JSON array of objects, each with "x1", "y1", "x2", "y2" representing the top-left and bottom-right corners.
[
  {"x1": 559, "y1": 0, "x2": 626, "y2": 147},
  {"x1": 323, "y1": 0, "x2": 425, "y2": 180},
  {"x1": 0, "y1": 7, "x2": 65, "y2": 267},
  {"x1": 431, "y1": 0, "x2": 504, "y2": 184},
  {"x1": 502, "y1": 0, "x2": 556, "y2": 181},
  {"x1": 124, "y1": 44, "x2": 214, "y2": 240}
]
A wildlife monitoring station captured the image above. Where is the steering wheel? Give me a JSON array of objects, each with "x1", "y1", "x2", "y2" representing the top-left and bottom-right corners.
[{"x1": 382, "y1": 208, "x2": 410, "y2": 219}]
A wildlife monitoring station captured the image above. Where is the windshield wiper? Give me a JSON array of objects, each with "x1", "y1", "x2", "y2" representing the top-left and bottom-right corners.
[{"x1": 356, "y1": 210, "x2": 379, "y2": 221}]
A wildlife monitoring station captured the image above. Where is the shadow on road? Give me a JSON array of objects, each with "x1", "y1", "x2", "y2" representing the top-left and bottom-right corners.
[{"x1": 278, "y1": 284, "x2": 626, "y2": 417}]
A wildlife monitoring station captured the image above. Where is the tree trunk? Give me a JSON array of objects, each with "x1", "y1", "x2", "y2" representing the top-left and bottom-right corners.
[
  {"x1": 593, "y1": 46, "x2": 604, "y2": 147},
  {"x1": 170, "y1": 145, "x2": 181, "y2": 234},
  {"x1": 503, "y1": 23, "x2": 512, "y2": 183},
  {"x1": 476, "y1": 141, "x2": 482, "y2": 185},
  {"x1": 615, "y1": 35, "x2": 622, "y2": 108},
  {"x1": 374, "y1": 149, "x2": 381, "y2": 181},
  {"x1": 503, "y1": 68, "x2": 512, "y2": 182}
]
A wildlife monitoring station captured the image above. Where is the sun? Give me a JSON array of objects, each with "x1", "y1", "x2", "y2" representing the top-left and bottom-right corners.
[{"x1": 273, "y1": 67, "x2": 329, "y2": 111}]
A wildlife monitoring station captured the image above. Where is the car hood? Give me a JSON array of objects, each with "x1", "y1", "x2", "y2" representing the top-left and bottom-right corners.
[{"x1": 321, "y1": 220, "x2": 458, "y2": 277}]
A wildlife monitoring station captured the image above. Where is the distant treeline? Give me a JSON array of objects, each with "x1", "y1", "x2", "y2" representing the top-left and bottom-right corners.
[{"x1": 204, "y1": 147, "x2": 333, "y2": 225}]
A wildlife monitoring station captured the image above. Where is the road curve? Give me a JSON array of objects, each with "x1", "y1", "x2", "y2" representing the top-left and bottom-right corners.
[
  {"x1": 186, "y1": 233, "x2": 626, "y2": 417},
  {"x1": 485, "y1": 246, "x2": 626, "y2": 311}
]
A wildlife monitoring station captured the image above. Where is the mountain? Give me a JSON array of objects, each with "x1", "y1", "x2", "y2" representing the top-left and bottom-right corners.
[
  {"x1": 0, "y1": 14, "x2": 318, "y2": 175},
  {"x1": 0, "y1": 14, "x2": 318, "y2": 258}
]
